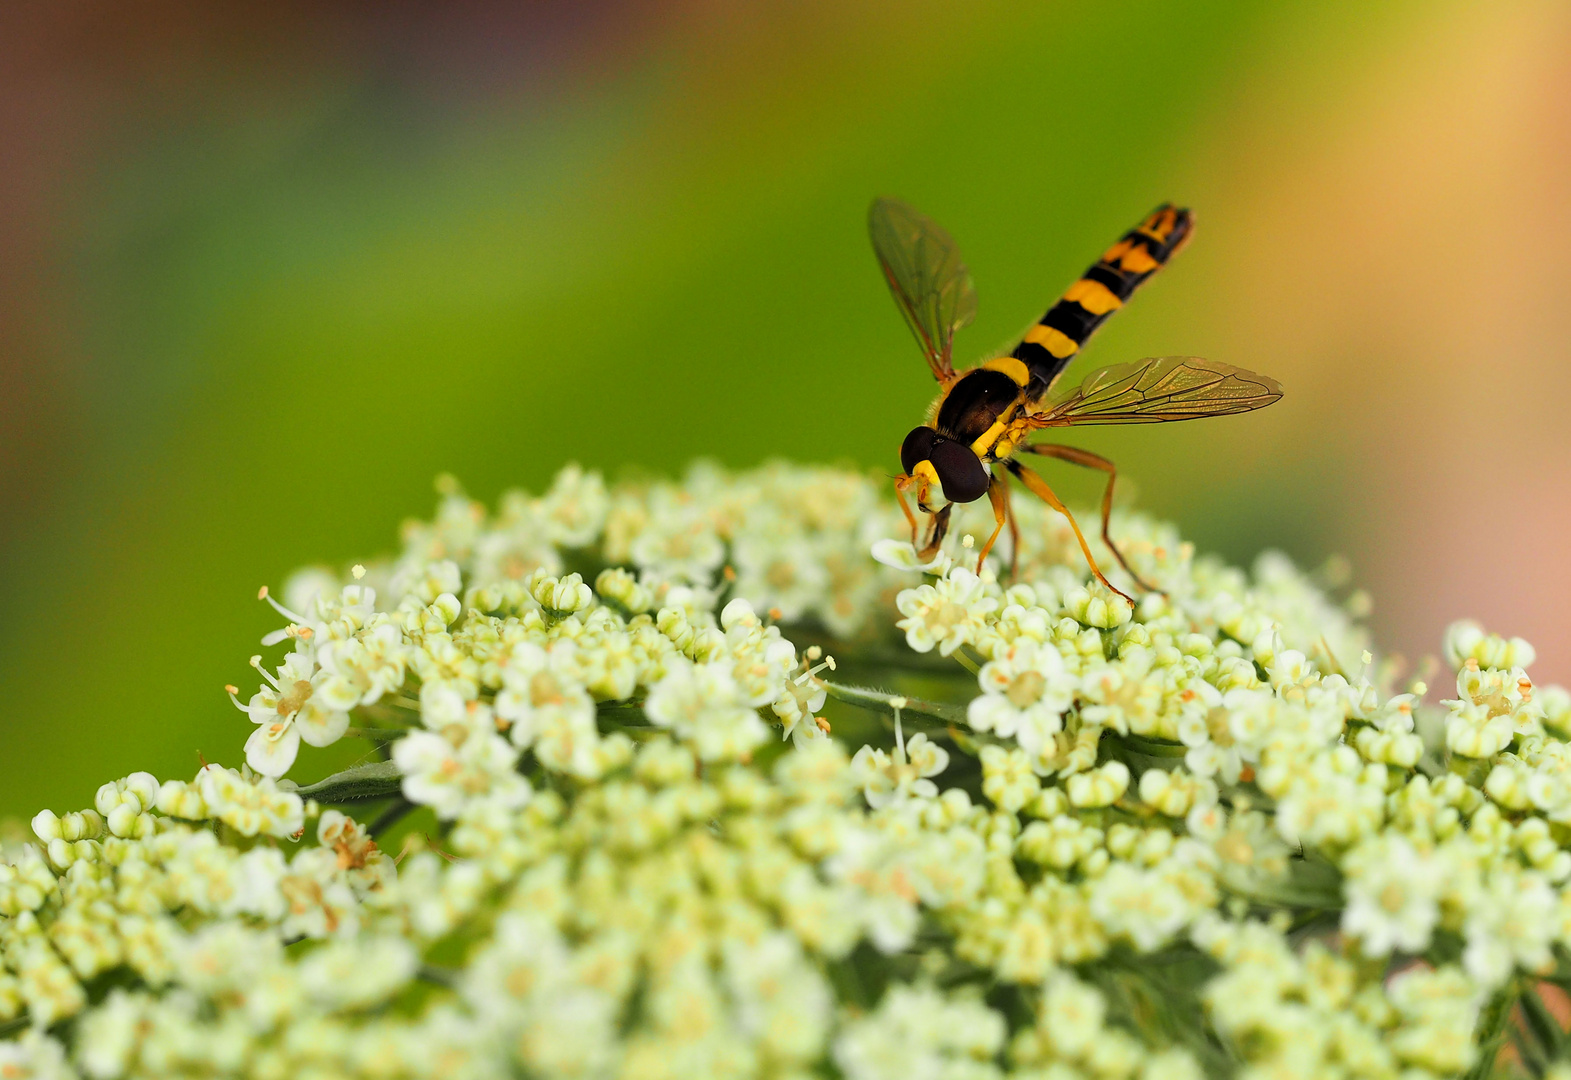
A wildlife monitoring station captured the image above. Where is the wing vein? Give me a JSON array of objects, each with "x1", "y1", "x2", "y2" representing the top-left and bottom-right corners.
[{"x1": 869, "y1": 197, "x2": 978, "y2": 383}]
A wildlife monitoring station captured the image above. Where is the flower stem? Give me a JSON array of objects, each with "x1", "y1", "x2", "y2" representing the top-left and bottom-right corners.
[
  {"x1": 819, "y1": 681, "x2": 967, "y2": 726},
  {"x1": 368, "y1": 797, "x2": 417, "y2": 838}
]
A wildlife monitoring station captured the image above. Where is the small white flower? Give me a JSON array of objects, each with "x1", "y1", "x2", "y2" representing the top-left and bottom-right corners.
[
  {"x1": 495, "y1": 643, "x2": 596, "y2": 751},
  {"x1": 628, "y1": 507, "x2": 726, "y2": 583},
  {"x1": 772, "y1": 655, "x2": 833, "y2": 746},
  {"x1": 1444, "y1": 701, "x2": 1514, "y2": 759},
  {"x1": 1443, "y1": 619, "x2": 1535, "y2": 671},
  {"x1": 732, "y1": 534, "x2": 830, "y2": 622},
  {"x1": 0, "y1": 1034, "x2": 72, "y2": 1080},
  {"x1": 390, "y1": 558, "x2": 464, "y2": 607},
  {"x1": 536, "y1": 462, "x2": 609, "y2": 548},
  {"x1": 1089, "y1": 861, "x2": 1195, "y2": 952},
  {"x1": 1462, "y1": 868, "x2": 1556, "y2": 988},
  {"x1": 393, "y1": 727, "x2": 531, "y2": 821},
  {"x1": 979, "y1": 744, "x2": 1040, "y2": 812},
  {"x1": 1040, "y1": 972, "x2": 1106, "y2": 1056},
  {"x1": 645, "y1": 658, "x2": 769, "y2": 762},
  {"x1": 195, "y1": 764, "x2": 304, "y2": 838},
  {"x1": 235, "y1": 648, "x2": 350, "y2": 777},
  {"x1": 833, "y1": 984, "x2": 1004, "y2": 1080},
  {"x1": 895, "y1": 567, "x2": 997, "y2": 656},
  {"x1": 297, "y1": 936, "x2": 418, "y2": 1010},
  {"x1": 850, "y1": 733, "x2": 949, "y2": 808},
  {"x1": 314, "y1": 621, "x2": 409, "y2": 710},
  {"x1": 1341, "y1": 834, "x2": 1442, "y2": 956},
  {"x1": 1266, "y1": 648, "x2": 1316, "y2": 691},
  {"x1": 967, "y1": 638, "x2": 1073, "y2": 757}
]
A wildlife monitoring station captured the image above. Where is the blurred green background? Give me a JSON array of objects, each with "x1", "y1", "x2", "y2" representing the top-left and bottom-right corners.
[{"x1": 4, "y1": 0, "x2": 1569, "y2": 818}]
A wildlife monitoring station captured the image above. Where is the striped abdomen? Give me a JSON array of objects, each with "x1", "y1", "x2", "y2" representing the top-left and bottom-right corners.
[{"x1": 1011, "y1": 204, "x2": 1193, "y2": 393}]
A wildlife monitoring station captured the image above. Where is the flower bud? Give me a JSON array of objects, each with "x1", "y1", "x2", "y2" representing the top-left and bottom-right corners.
[
  {"x1": 1078, "y1": 847, "x2": 1110, "y2": 877},
  {"x1": 59, "y1": 811, "x2": 103, "y2": 842},
  {"x1": 1484, "y1": 761, "x2": 1533, "y2": 810},
  {"x1": 30, "y1": 809, "x2": 61, "y2": 842},
  {"x1": 106, "y1": 804, "x2": 150, "y2": 839},
  {"x1": 595, "y1": 567, "x2": 652, "y2": 615},
  {"x1": 1067, "y1": 761, "x2": 1130, "y2": 808},
  {"x1": 94, "y1": 783, "x2": 123, "y2": 817},
  {"x1": 122, "y1": 772, "x2": 159, "y2": 813},
  {"x1": 1063, "y1": 584, "x2": 1132, "y2": 629},
  {"x1": 46, "y1": 838, "x2": 75, "y2": 870},
  {"x1": 157, "y1": 780, "x2": 208, "y2": 820}
]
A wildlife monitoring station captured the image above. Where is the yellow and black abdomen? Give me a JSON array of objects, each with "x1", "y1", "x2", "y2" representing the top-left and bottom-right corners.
[{"x1": 1012, "y1": 204, "x2": 1193, "y2": 393}]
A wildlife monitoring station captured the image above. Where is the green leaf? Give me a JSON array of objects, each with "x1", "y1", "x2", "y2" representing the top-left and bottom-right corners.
[
  {"x1": 1111, "y1": 733, "x2": 1190, "y2": 774},
  {"x1": 294, "y1": 760, "x2": 404, "y2": 803},
  {"x1": 1225, "y1": 855, "x2": 1344, "y2": 909}
]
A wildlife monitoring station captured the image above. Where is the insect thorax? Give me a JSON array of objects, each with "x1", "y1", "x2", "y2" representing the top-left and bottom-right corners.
[{"x1": 935, "y1": 368, "x2": 1023, "y2": 447}]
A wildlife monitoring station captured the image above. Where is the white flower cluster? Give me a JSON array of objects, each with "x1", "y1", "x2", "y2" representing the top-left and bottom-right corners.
[{"x1": 3, "y1": 460, "x2": 1570, "y2": 1080}]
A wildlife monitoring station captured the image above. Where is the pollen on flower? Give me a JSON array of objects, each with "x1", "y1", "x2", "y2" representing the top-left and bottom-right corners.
[{"x1": 5, "y1": 460, "x2": 1563, "y2": 1077}]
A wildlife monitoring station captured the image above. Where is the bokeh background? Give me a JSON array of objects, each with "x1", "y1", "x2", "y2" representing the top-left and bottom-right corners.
[{"x1": 3, "y1": 0, "x2": 1568, "y2": 819}]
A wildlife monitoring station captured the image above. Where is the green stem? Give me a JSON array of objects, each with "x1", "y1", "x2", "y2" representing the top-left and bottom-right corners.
[
  {"x1": 1517, "y1": 982, "x2": 1561, "y2": 1068},
  {"x1": 1463, "y1": 981, "x2": 1519, "y2": 1080},
  {"x1": 345, "y1": 726, "x2": 406, "y2": 742},
  {"x1": 368, "y1": 798, "x2": 418, "y2": 838},
  {"x1": 417, "y1": 964, "x2": 458, "y2": 989},
  {"x1": 820, "y1": 681, "x2": 968, "y2": 727}
]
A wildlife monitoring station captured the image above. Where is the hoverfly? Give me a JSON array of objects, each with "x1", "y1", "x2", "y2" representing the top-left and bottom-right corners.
[{"x1": 873, "y1": 198, "x2": 1283, "y2": 603}]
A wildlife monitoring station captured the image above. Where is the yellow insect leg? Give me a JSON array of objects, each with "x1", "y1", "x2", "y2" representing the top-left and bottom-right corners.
[{"x1": 1004, "y1": 459, "x2": 1134, "y2": 605}]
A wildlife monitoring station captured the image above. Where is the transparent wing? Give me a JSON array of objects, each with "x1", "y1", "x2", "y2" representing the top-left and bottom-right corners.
[
  {"x1": 1038, "y1": 356, "x2": 1284, "y2": 426},
  {"x1": 868, "y1": 197, "x2": 978, "y2": 382}
]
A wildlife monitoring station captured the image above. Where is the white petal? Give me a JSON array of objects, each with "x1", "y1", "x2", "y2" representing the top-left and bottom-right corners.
[
  {"x1": 245, "y1": 722, "x2": 302, "y2": 778},
  {"x1": 246, "y1": 692, "x2": 279, "y2": 726},
  {"x1": 870, "y1": 538, "x2": 948, "y2": 573},
  {"x1": 296, "y1": 703, "x2": 350, "y2": 748},
  {"x1": 315, "y1": 676, "x2": 363, "y2": 713},
  {"x1": 967, "y1": 695, "x2": 1020, "y2": 738}
]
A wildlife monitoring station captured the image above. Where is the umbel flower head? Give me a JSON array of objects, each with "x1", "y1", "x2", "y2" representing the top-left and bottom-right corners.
[{"x1": 3, "y1": 459, "x2": 1570, "y2": 1080}]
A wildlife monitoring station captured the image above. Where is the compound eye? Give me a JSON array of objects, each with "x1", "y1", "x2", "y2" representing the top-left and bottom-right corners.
[
  {"x1": 900, "y1": 427, "x2": 938, "y2": 475},
  {"x1": 929, "y1": 439, "x2": 990, "y2": 503}
]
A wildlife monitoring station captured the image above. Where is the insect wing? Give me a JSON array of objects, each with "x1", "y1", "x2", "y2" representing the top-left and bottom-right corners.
[
  {"x1": 868, "y1": 197, "x2": 978, "y2": 382},
  {"x1": 1041, "y1": 356, "x2": 1283, "y2": 426}
]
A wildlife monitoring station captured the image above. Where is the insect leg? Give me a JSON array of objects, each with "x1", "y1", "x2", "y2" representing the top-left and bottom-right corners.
[
  {"x1": 893, "y1": 475, "x2": 921, "y2": 548},
  {"x1": 1004, "y1": 459, "x2": 1134, "y2": 605},
  {"x1": 1000, "y1": 471, "x2": 1021, "y2": 580},
  {"x1": 974, "y1": 476, "x2": 1009, "y2": 575},
  {"x1": 1021, "y1": 443, "x2": 1161, "y2": 593},
  {"x1": 917, "y1": 503, "x2": 953, "y2": 561}
]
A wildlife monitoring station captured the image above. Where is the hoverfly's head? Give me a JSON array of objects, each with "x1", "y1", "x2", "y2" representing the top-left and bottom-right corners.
[{"x1": 900, "y1": 426, "x2": 989, "y2": 511}]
